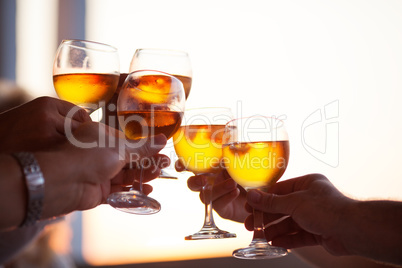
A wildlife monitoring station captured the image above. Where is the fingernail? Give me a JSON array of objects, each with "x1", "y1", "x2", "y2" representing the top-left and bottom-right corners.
[{"x1": 248, "y1": 190, "x2": 262, "y2": 203}]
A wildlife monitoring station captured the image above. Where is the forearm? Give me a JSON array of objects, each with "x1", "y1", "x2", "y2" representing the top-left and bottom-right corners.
[
  {"x1": 0, "y1": 154, "x2": 26, "y2": 230},
  {"x1": 343, "y1": 200, "x2": 402, "y2": 266},
  {"x1": 293, "y1": 246, "x2": 394, "y2": 268}
]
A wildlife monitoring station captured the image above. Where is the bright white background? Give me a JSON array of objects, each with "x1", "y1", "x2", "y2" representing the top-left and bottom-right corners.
[
  {"x1": 15, "y1": 0, "x2": 402, "y2": 265},
  {"x1": 85, "y1": 0, "x2": 402, "y2": 198}
]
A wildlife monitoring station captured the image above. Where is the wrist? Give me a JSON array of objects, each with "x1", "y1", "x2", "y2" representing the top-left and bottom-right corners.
[
  {"x1": 347, "y1": 200, "x2": 402, "y2": 265},
  {"x1": 336, "y1": 198, "x2": 365, "y2": 256},
  {"x1": 12, "y1": 152, "x2": 45, "y2": 227},
  {"x1": 0, "y1": 154, "x2": 26, "y2": 230}
]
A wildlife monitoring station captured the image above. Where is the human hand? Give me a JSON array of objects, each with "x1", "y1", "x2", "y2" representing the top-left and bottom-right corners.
[
  {"x1": 36, "y1": 121, "x2": 168, "y2": 219},
  {"x1": 245, "y1": 174, "x2": 354, "y2": 256},
  {"x1": 109, "y1": 153, "x2": 170, "y2": 195},
  {"x1": 177, "y1": 160, "x2": 249, "y2": 223},
  {"x1": 0, "y1": 97, "x2": 91, "y2": 153}
]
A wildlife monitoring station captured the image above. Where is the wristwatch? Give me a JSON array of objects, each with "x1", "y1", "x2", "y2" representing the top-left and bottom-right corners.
[{"x1": 12, "y1": 152, "x2": 45, "y2": 227}]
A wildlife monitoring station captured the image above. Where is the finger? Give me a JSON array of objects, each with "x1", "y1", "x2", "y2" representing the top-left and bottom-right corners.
[
  {"x1": 136, "y1": 154, "x2": 171, "y2": 182},
  {"x1": 112, "y1": 167, "x2": 159, "y2": 185},
  {"x1": 54, "y1": 105, "x2": 91, "y2": 136},
  {"x1": 269, "y1": 174, "x2": 328, "y2": 195},
  {"x1": 70, "y1": 107, "x2": 91, "y2": 123},
  {"x1": 110, "y1": 165, "x2": 154, "y2": 186},
  {"x1": 245, "y1": 203, "x2": 253, "y2": 213},
  {"x1": 244, "y1": 203, "x2": 283, "y2": 216},
  {"x1": 58, "y1": 112, "x2": 94, "y2": 138},
  {"x1": 142, "y1": 184, "x2": 153, "y2": 196},
  {"x1": 125, "y1": 134, "x2": 167, "y2": 161},
  {"x1": 137, "y1": 134, "x2": 167, "y2": 157},
  {"x1": 221, "y1": 168, "x2": 232, "y2": 180},
  {"x1": 212, "y1": 188, "x2": 240, "y2": 213},
  {"x1": 187, "y1": 175, "x2": 207, "y2": 192},
  {"x1": 56, "y1": 118, "x2": 89, "y2": 136},
  {"x1": 110, "y1": 168, "x2": 137, "y2": 186},
  {"x1": 56, "y1": 99, "x2": 91, "y2": 123},
  {"x1": 130, "y1": 181, "x2": 153, "y2": 195},
  {"x1": 140, "y1": 154, "x2": 171, "y2": 170},
  {"x1": 117, "y1": 156, "x2": 170, "y2": 185},
  {"x1": 110, "y1": 183, "x2": 153, "y2": 196},
  {"x1": 110, "y1": 185, "x2": 130, "y2": 193},
  {"x1": 212, "y1": 170, "x2": 229, "y2": 184},
  {"x1": 247, "y1": 189, "x2": 299, "y2": 215},
  {"x1": 245, "y1": 215, "x2": 253, "y2": 231},
  {"x1": 155, "y1": 154, "x2": 171, "y2": 169},
  {"x1": 265, "y1": 217, "x2": 301, "y2": 241},
  {"x1": 187, "y1": 170, "x2": 228, "y2": 192},
  {"x1": 141, "y1": 166, "x2": 162, "y2": 183},
  {"x1": 111, "y1": 154, "x2": 170, "y2": 195},
  {"x1": 244, "y1": 213, "x2": 288, "y2": 231},
  {"x1": 271, "y1": 231, "x2": 320, "y2": 249},
  {"x1": 175, "y1": 159, "x2": 187, "y2": 172},
  {"x1": 211, "y1": 178, "x2": 237, "y2": 201}
]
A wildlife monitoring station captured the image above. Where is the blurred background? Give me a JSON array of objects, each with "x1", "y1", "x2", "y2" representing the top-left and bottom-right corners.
[{"x1": 1, "y1": 0, "x2": 402, "y2": 267}]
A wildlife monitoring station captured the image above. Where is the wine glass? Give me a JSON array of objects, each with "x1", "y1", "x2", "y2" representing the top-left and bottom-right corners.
[
  {"x1": 130, "y1": 48, "x2": 192, "y2": 99},
  {"x1": 222, "y1": 116, "x2": 290, "y2": 259},
  {"x1": 130, "y1": 49, "x2": 192, "y2": 179},
  {"x1": 173, "y1": 108, "x2": 236, "y2": 240},
  {"x1": 53, "y1": 39, "x2": 120, "y2": 113},
  {"x1": 107, "y1": 70, "x2": 185, "y2": 214}
]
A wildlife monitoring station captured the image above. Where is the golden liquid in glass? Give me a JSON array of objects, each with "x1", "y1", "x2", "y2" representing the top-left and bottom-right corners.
[
  {"x1": 126, "y1": 74, "x2": 185, "y2": 104},
  {"x1": 172, "y1": 74, "x2": 192, "y2": 99},
  {"x1": 53, "y1": 73, "x2": 119, "y2": 109},
  {"x1": 173, "y1": 125, "x2": 225, "y2": 174},
  {"x1": 222, "y1": 141, "x2": 289, "y2": 190},
  {"x1": 118, "y1": 110, "x2": 183, "y2": 140}
]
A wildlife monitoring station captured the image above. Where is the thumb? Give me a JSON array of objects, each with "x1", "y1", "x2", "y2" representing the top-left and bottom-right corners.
[
  {"x1": 247, "y1": 189, "x2": 297, "y2": 216},
  {"x1": 125, "y1": 134, "x2": 167, "y2": 161}
]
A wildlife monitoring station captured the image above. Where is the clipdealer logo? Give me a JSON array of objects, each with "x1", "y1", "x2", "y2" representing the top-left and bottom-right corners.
[
  {"x1": 62, "y1": 100, "x2": 339, "y2": 168},
  {"x1": 301, "y1": 100, "x2": 339, "y2": 167}
]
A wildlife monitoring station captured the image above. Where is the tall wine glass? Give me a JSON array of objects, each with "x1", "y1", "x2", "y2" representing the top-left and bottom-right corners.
[
  {"x1": 223, "y1": 116, "x2": 290, "y2": 259},
  {"x1": 130, "y1": 48, "x2": 192, "y2": 99},
  {"x1": 130, "y1": 48, "x2": 192, "y2": 178},
  {"x1": 53, "y1": 39, "x2": 120, "y2": 113},
  {"x1": 173, "y1": 108, "x2": 236, "y2": 240},
  {"x1": 107, "y1": 70, "x2": 185, "y2": 214}
]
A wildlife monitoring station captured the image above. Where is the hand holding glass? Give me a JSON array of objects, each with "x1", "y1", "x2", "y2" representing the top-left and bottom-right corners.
[
  {"x1": 107, "y1": 70, "x2": 185, "y2": 214},
  {"x1": 130, "y1": 48, "x2": 192, "y2": 178},
  {"x1": 173, "y1": 108, "x2": 236, "y2": 239},
  {"x1": 223, "y1": 116, "x2": 289, "y2": 259}
]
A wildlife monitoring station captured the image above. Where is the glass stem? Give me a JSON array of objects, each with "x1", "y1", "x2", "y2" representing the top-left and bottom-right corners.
[
  {"x1": 252, "y1": 209, "x2": 268, "y2": 244},
  {"x1": 130, "y1": 164, "x2": 144, "y2": 193},
  {"x1": 202, "y1": 176, "x2": 217, "y2": 228}
]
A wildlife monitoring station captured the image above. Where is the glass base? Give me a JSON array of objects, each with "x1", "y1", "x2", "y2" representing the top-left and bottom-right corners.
[
  {"x1": 185, "y1": 226, "x2": 236, "y2": 240},
  {"x1": 107, "y1": 190, "x2": 161, "y2": 215},
  {"x1": 158, "y1": 169, "x2": 178, "y2": 179},
  {"x1": 232, "y1": 239, "x2": 288, "y2": 259}
]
